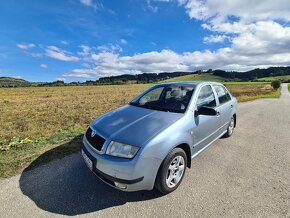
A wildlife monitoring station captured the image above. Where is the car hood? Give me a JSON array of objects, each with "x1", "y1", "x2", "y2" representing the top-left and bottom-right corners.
[{"x1": 91, "y1": 105, "x2": 183, "y2": 147}]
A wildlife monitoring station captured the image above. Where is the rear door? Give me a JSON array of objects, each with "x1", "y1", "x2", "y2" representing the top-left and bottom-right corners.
[
  {"x1": 192, "y1": 85, "x2": 220, "y2": 151},
  {"x1": 213, "y1": 85, "x2": 233, "y2": 133}
]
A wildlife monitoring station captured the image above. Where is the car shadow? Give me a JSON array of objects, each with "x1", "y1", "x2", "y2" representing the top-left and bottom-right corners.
[{"x1": 19, "y1": 137, "x2": 163, "y2": 216}]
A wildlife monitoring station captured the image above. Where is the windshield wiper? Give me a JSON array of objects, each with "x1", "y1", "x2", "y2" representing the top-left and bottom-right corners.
[
  {"x1": 130, "y1": 102, "x2": 182, "y2": 113},
  {"x1": 129, "y1": 102, "x2": 139, "y2": 106},
  {"x1": 142, "y1": 104, "x2": 173, "y2": 112}
]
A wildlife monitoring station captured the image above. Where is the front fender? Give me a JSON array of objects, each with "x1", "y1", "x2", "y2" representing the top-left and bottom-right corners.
[{"x1": 140, "y1": 115, "x2": 194, "y2": 163}]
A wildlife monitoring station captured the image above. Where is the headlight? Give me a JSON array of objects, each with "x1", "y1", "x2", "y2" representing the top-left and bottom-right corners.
[{"x1": 106, "y1": 141, "x2": 139, "y2": 158}]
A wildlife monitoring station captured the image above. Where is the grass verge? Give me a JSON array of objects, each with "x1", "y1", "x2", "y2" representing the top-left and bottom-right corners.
[
  {"x1": 0, "y1": 127, "x2": 83, "y2": 177},
  {"x1": 236, "y1": 87, "x2": 281, "y2": 102}
]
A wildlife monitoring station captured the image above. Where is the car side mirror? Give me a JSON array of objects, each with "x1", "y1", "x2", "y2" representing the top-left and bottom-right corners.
[{"x1": 195, "y1": 106, "x2": 217, "y2": 116}]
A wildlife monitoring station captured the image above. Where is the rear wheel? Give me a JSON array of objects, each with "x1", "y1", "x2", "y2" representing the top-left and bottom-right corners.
[
  {"x1": 224, "y1": 116, "x2": 235, "y2": 138},
  {"x1": 155, "y1": 148, "x2": 187, "y2": 194}
]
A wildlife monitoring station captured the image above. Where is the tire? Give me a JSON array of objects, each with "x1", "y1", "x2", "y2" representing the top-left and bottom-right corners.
[
  {"x1": 224, "y1": 116, "x2": 235, "y2": 138},
  {"x1": 155, "y1": 148, "x2": 187, "y2": 194}
]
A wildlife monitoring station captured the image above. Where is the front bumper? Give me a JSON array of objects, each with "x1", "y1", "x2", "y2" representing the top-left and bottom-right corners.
[{"x1": 81, "y1": 138, "x2": 162, "y2": 192}]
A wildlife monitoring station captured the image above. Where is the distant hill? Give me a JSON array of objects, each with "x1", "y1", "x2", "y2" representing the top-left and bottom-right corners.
[
  {"x1": 0, "y1": 77, "x2": 30, "y2": 87},
  {"x1": 212, "y1": 66, "x2": 290, "y2": 81},
  {"x1": 98, "y1": 71, "x2": 194, "y2": 84},
  {"x1": 1, "y1": 66, "x2": 290, "y2": 87},
  {"x1": 256, "y1": 75, "x2": 290, "y2": 82},
  {"x1": 160, "y1": 73, "x2": 231, "y2": 83},
  {"x1": 98, "y1": 66, "x2": 290, "y2": 84}
]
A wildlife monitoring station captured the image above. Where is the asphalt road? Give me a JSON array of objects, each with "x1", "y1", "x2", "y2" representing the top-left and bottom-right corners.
[{"x1": 1, "y1": 84, "x2": 289, "y2": 218}]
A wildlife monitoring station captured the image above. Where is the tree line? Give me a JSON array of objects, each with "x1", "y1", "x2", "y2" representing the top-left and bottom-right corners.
[{"x1": 1, "y1": 66, "x2": 290, "y2": 87}]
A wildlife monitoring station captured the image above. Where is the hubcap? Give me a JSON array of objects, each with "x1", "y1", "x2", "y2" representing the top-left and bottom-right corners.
[
  {"x1": 228, "y1": 118, "x2": 235, "y2": 135},
  {"x1": 166, "y1": 155, "x2": 185, "y2": 188}
]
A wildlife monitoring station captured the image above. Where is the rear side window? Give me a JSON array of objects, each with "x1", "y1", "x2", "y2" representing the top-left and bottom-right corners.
[
  {"x1": 196, "y1": 85, "x2": 217, "y2": 108},
  {"x1": 213, "y1": 85, "x2": 231, "y2": 104}
]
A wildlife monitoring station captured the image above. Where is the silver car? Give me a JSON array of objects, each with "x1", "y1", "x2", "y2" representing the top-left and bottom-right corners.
[{"x1": 81, "y1": 82, "x2": 237, "y2": 194}]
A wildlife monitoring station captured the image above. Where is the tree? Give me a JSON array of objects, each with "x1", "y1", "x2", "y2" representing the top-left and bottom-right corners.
[{"x1": 271, "y1": 80, "x2": 281, "y2": 89}]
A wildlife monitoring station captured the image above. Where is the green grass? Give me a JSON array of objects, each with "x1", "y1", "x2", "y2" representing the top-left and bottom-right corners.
[
  {"x1": 223, "y1": 81, "x2": 270, "y2": 85},
  {"x1": 0, "y1": 125, "x2": 84, "y2": 177},
  {"x1": 160, "y1": 74, "x2": 270, "y2": 84},
  {"x1": 288, "y1": 84, "x2": 290, "y2": 92},
  {"x1": 160, "y1": 73, "x2": 228, "y2": 82},
  {"x1": 256, "y1": 75, "x2": 290, "y2": 82}
]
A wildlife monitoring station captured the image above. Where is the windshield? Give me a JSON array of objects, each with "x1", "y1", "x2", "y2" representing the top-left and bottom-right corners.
[{"x1": 129, "y1": 84, "x2": 195, "y2": 113}]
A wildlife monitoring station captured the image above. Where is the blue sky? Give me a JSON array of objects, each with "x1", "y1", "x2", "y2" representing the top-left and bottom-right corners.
[{"x1": 1, "y1": 0, "x2": 290, "y2": 82}]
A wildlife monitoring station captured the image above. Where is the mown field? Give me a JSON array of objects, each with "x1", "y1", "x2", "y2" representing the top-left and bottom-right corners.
[
  {"x1": 161, "y1": 73, "x2": 227, "y2": 82},
  {"x1": 257, "y1": 75, "x2": 290, "y2": 82},
  {"x1": 0, "y1": 83, "x2": 281, "y2": 177},
  {"x1": 161, "y1": 73, "x2": 270, "y2": 84}
]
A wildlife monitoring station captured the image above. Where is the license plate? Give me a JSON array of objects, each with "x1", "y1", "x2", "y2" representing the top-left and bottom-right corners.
[{"x1": 81, "y1": 150, "x2": 93, "y2": 171}]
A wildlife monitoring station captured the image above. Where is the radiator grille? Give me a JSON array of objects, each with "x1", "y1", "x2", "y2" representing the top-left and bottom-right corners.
[{"x1": 85, "y1": 127, "x2": 105, "y2": 151}]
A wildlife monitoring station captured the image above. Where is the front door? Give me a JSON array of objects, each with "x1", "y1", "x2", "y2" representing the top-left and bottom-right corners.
[{"x1": 192, "y1": 85, "x2": 220, "y2": 152}]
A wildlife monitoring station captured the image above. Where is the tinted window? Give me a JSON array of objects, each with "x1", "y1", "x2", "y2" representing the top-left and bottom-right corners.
[
  {"x1": 138, "y1": 87, "x2": 164, "y2": 105},
  {"x1": 197, "y1": 85, "x2": 216, "y2": 108},
  {"x1": 130, "y1": 84, "x2": 195, "y2": 113},
  {"x1": 213, "y1": 85, "x2": 231, "y2": 104}
]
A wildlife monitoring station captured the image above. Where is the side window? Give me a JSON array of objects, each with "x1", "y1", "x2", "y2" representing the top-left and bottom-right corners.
[
  {"x1": 139, "y1": 87, "x2": 164, "y2": 105},
  {"x1": 196, "y1": 85, "x2": 217, "y2": 108},
  {"x1": 213, "y1": 85, "x2": 231, "y2": 104}
]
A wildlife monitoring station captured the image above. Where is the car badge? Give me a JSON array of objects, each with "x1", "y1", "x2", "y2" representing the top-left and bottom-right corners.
[{"x1": 91, "y1": 129, "x2": 97, "y2": 137}]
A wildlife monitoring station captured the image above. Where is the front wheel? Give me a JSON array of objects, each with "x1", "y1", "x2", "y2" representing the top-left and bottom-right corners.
[
  {"x1": 224, "y1": 116, "x2": 235, "y2": 138},
  {"x1": 155, "y1": 148, "x2": 187, "y2": 194}
]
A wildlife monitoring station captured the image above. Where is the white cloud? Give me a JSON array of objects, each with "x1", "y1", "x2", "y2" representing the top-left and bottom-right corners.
[
  {"x1": 181, "y1": 0, "x2": 290, "y2": 22},
  {"x1": 79, "y1": 0, "x2": 101, "y2": 9},
  {"x1": 63, "y1": 40, "x2": 290, "y2": 78},
  {"x1": 203, "y1": 35, "x2": 230, "y2": 43},
  {"x1": 97, "y1": 43, "x2": 123, "y2": 53},
  {"x1": 45, "y1": 46, "x2": 80, "y2": 62},
  {"x1": 61, "y1": 40, "x2": 68, "y2": 45},
  {"x1": 120, "y1": 39, "x2": 127, "y2": 44},
  {"x1": 78, "y1": 45, "x2": 92, "y2": 56},
  {"x1": 62, "y1": 18, "x2": 290, "y2": 78},
  {"x1": 82, "y1": 63, "x2": 91, "y2": 68},
  {"x1": 16, "y1": 43, "x2": 35, "y2": 50},
  {"x1": 108, "y1": 9, "x2": 116, "y2": 15},
  {"x1": 80, "y1": 0, "x2": 93, "y2": 7},
  {"x1": 40, "y1": 64, "x2": 48, "y2": 68},
  {"x1": 146, "y1": 0, "x2": 159, "y2": 13},
  {"x1": 22, "y1": 0, "x2": 290, "y2": 79},
  {"x1": 64, "y1": 69, "x2": 97, "y2": 78}
]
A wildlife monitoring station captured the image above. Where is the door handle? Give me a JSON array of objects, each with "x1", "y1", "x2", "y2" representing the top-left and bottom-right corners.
[
  {"x1": 216, "y1": 111, "x2": 220, "y2": 116},
  {"x1": 230, "y1": 105, "x2": 233, "y2": 109}
]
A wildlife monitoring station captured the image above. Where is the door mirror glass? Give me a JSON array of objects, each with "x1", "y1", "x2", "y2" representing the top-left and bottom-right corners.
[{"x1": 195, "y1": 106, "x2": 217, "y2": 116}]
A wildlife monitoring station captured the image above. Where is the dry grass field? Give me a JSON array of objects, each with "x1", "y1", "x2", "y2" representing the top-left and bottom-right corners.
[{"x1": 0, "y1": 83, "x2": 280, "y2": 177}]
